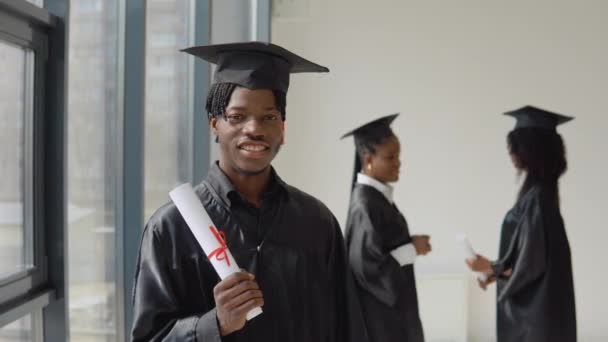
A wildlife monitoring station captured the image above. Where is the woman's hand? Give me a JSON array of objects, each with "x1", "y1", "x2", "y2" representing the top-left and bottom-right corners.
[
  {"x1": 478, "y1": 274, "x2": 496, "y2": 290},
  {"x1": 466, "y1": 254, "x2": 493, "y2": 274}
]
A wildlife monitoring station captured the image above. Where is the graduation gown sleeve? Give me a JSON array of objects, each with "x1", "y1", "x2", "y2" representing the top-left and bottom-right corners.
[
  {"x1": 347, "y1": 206, "x2": 405, "y2": 307},
  {"x1": 492, "y1": 192, "x2": 547, "y2": 302},
  {"x1": 130, "y1": 222, "x2": 222, "y2": 342}
]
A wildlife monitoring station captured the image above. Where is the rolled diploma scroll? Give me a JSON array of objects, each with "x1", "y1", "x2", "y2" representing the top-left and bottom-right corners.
[
  {"x1": 456, "y1": 234, "x2": 489, "y2": 282},
  {"x1": 169, "y1": 183, "x2": 263, "y2": 320}
]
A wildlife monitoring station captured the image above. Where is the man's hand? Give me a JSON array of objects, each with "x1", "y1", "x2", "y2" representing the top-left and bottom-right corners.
[
  {"x1": 214, "y1": 271, "x2": 264, "y2": 336},
  {"x1": 412, "y1": 235, "x2": 432, "y2": 256}
]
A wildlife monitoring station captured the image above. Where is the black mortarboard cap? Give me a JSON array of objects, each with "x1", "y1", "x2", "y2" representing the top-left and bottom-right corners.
[
  {"x1": 341, "y1": 113, "x2": 400, "y2": 190},
  {"x1": 340, "y1": 113, "x2": 400, "y2": 140},
  {"x1": 181, "y1": 41, "x2": 329, "y2": 93},
  {"x1": 504, "y1": 105, "x2": 573, "y2": 130}
]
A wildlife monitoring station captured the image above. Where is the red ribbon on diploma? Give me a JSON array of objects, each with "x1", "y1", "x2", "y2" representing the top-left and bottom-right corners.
[{"x1": 207, "y1": 225, "x2": 230, "y2": 267}]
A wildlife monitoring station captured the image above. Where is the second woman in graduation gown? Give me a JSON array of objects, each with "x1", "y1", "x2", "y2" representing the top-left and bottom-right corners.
[
  {"x1": 468, "y1": 106, "x2": 577, "y2": 342},
  {"x1": 342, "y1": 114, "x2": 431, "y2": 342}
]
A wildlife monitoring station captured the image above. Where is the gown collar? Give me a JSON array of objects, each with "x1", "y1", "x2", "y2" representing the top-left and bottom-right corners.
[{"x1": 356, "y1": 172, "x2": 394, "y2": 203}]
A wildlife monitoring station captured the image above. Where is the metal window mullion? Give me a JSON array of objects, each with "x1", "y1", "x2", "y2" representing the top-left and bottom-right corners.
[
  {"x1": 113, "y1": 0, "x2": 127, "y2": 341},
  {"x1": 31, "y1": 19, "x2": 49, "y2": 290},
  {"x1": 191, "y1": 0, "x2": 211, "y2": 185},
  {"x1": 254, "y1": 0, "x2": 270, "y2": 42},
  {"x1": 117, "y1": 0, "x2": 146, "y2": 340},
  {"x1": 41, "y1": 0, "x2": 69, "y2": 341},
  {"x1": 184, "y1": 0, "x2": 196, "y2": 184},
  {"x1": 23, "y1": 47, "x2": 36, "y2": 274}
]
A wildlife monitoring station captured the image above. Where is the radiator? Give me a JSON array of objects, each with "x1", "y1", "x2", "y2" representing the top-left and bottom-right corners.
[{"x1": 416, "y1": 273, "x2": 469, "y2": 342}]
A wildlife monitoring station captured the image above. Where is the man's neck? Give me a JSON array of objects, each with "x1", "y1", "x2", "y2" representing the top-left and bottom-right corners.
[{"x1": 218, "y1": 160, "x2": 271, "y2": 208}]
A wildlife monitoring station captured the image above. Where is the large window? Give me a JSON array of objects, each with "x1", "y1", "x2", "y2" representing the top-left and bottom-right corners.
[
  {"x1": 144, "y1": 0, "x2": 195, "y2": 219},
  {"x1": 0, "y1": 0, "x2": 54, "y2": 340},
  {"x1": 0, "y1": 40, "x2": 33, "y2": 281},
  {"x1": 66, "y1": 0, "x2": 120, "y2": 341},
  {"x1": 2, "y1": 0, "x2": 212, "y2": 340}
]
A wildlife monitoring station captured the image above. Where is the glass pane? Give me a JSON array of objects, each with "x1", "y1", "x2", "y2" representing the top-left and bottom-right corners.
[
  {"x1": 67, "y1": 0, "x2": 119, "y2": 340},
  {"x1": 0, "y1": 314, "x2": 32, "y2": 342},
  {"x1": 144, "y1": 0, "x2": 194, "y2": 220},
  {"x1": 0, "y1": 40, "x2": 33, "y2": 280}
]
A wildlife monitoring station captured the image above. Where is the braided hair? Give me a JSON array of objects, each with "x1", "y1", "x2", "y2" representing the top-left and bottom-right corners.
[{"x1": 205, "y1": 83, "x2": 287, "y2": 120}]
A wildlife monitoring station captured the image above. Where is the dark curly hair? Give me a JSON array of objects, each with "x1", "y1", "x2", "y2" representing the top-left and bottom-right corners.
[
  {"x1": 507, "y1": 127, "x2": 567, "y2": 202},
  {"x1": 205, "y1": 83, "x2": 287, "y2": 120}
]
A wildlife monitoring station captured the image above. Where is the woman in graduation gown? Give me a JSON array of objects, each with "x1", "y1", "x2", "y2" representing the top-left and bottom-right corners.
[
  {"x1": 467, "y1": 106, "x2": 577, "y2": 342},
  {"x1": 341, "y1": 114, "x2": 431, "y2": 342}
]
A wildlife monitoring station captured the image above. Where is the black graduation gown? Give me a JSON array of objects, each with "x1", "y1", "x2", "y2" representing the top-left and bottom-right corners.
[
  {"x1": 130, "y1": 163, "x2": 365, "y2": 342},
  {"x1": 492, "y1": 185, "x2": 576, "y2": 342},
  {"x1": 345, "y1": 184, "x2": 424, "y2": 342}
]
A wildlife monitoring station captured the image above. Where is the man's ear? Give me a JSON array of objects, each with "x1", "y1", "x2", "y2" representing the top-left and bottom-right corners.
[
  {"x1": 210, "y1": 116, "x2": 220, "y2": 142},
  {"x1": 281, "y1": 121, "x2": 285, "y2": 145}
]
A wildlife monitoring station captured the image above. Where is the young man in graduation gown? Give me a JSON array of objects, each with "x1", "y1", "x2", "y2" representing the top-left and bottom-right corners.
[
  {"x1": 468, "y1": 106, "x2": 577, "y2": 342},
  {"x1": 130, "y1": 42, "x2": 365, "y2": 342},
  {"x1": 341, "y1": 114, "x2": 431, "y2": 342}
]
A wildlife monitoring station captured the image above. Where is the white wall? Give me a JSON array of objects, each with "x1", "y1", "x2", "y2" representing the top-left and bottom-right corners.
[{"x1": 270, "y1": 1, "x2": 608, "y2": 340}]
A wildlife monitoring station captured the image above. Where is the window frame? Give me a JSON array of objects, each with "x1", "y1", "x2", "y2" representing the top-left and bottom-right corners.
[
  {"x1": 0, "y1": 0, "x2": 57, "y2": 336},
  {"x1": 1, "y1": 0, "x2": 218, "y2": 340}
]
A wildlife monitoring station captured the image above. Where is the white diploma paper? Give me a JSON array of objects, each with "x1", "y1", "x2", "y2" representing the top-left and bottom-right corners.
[
  {"x1": 170, "y1": 183, "x2": 262, "y2": 320},
  {"x1": 456, "y1": 234, "x2": 488, "y2": 282}
]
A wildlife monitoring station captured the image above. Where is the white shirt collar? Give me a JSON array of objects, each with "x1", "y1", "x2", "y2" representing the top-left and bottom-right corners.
[{"x1": 356, "y1": 173, "x2": 394, "y2": 203}]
